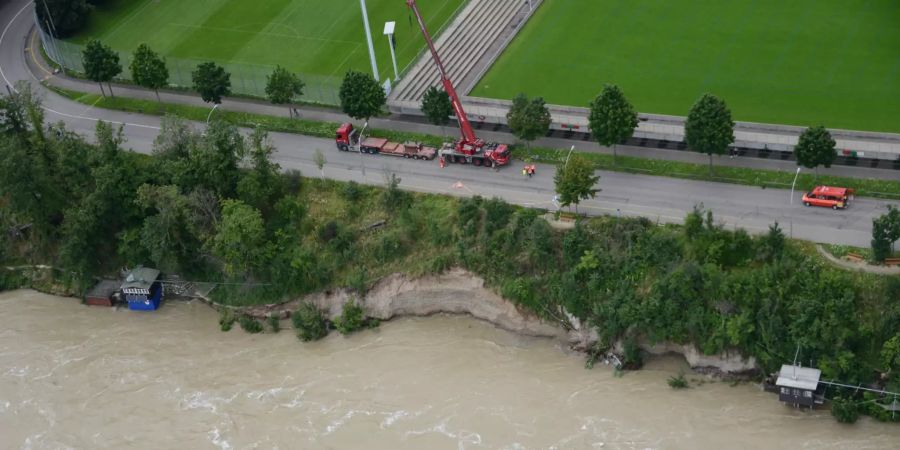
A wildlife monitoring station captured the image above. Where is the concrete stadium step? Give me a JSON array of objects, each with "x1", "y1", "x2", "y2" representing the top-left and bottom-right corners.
[
  {"x1": 391, "y1": 0, "x2": 523, "y2": 105},
  {"x1": 407, "y1": 0, "x2": 516, "y2": 101},
  {"x1": 396, "y1": 0, "x2": 505, "y2": 101},
  {"x1": 400, "y1": 0, "x2": 518, "y2": 101},
  {"x1": 392, "y1": 0, "x2": 491, "y2": 100}
]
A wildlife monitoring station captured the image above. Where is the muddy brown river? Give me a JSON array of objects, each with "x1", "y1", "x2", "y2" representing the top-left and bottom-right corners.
[{"x1": 1, "y1": 290, "x2": 898, "y2": 449}]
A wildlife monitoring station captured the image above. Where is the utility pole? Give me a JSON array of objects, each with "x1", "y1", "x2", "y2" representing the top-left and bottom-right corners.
[{"x1": 359, "y1": 0, "x2": 380, "y2": 82}]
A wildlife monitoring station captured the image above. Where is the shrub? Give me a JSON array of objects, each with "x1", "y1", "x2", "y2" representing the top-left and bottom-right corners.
[
  {"x1": 482, "y1": 197, "x2": 515, "y2": 234},
  {"x1": 341, "y1": 180, "x2": 363, "y2": 202},
  {"x1": 334, "y1": 300, "x2": 378, "y2": 335},
  {"x1": 374, "y1": 231, "x2": 407, "y2": 263},
  {"x1": 667, "y1": 372, "x2": 689, "y2": 389},
  {"x1": 239, "y1": 315, "x2": 264, "y2": 333},
  {"x1": 382, "y1": 174, "x2": 410, "y2": 212},
  {"x1": 831, "y1": 396, "x2": 860, "y2": 424},
  {"x1": 347, "y1": 267, "x2": 368, "y2": 294},
  {"x1": 318, "y1": 220, "x2": 340, "y2": 243},
  {"x1": 292, "y1": 303, "x2": 329, "y2": 341},
  {"x1": 267, "y1": 315, "x2": 281, "y2": 333},
  {"x1": 622, "y1": 337, "x2": 644, "y2": 370},
  {"x1": 0, "y1": 270, "x2": 29, "y2": 291},
  {"x1": 219, "y1": 308, "x2": 236, "y2": 332}
]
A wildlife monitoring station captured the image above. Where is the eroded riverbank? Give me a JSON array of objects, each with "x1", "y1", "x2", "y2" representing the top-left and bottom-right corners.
[{"x1": 1, "y1": 290, "x2": 898, "y2": 449}]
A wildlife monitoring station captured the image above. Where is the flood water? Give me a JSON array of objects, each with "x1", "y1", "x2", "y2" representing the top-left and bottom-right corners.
[{"x1": 1, "y1": 290, "x2": 898, "y2": 449}]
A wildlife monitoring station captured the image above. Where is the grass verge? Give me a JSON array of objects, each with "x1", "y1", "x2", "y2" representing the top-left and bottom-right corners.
[{"x1": 47, "y1": 85, "x2": 900, "y2": 200}]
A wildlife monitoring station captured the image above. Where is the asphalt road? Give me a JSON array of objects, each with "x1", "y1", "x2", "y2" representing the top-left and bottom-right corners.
[{"x1": 2, "y1": 0, "x2": 898, "y2": 247}]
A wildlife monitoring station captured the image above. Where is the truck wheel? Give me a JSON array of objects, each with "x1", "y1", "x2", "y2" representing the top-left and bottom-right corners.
[
  {"x1": 404, "y1": 154, "x2": 410, "y2": 159},
  {"x1": 804, "y1": 202, "x2": 810, "y2": 207},
  {"x1": 474, "y1": 159, "x2": 483, "y2": 166},
  {"x1": 832, "y1": 204, "x2": 838, "y2": 210}
]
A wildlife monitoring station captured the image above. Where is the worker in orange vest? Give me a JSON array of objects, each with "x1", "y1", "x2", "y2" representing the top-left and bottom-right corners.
[{"x1": 439, "y1": 155, "x2": 446, "y2": 168}]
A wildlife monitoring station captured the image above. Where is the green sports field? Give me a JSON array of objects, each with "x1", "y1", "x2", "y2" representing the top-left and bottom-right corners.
[
  {"x1": 471, "y1": 0, "x2": 900, "y2": 133},
  {"x1": 68, "y1": 0, "x2": 464, "y2": 89}
]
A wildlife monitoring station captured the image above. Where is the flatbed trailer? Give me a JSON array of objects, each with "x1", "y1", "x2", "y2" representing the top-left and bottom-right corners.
[{"x1": 335, "y1": 123, "x2": 436, "y2": 160}]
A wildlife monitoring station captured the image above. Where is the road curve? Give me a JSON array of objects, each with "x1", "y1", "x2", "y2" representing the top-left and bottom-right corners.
[{"x1": 1, "y1": 0, "x2": 898, "y2": 247}]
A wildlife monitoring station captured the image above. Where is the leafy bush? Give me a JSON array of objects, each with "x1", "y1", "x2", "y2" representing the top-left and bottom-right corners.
[
  {"x1": 239, "y1": 315, "x2": 263, "y2": 333},
  {"x1": 347, "y1": 267, "x2": 368, "y2": 294},
  {"x1": 667, "y1": 372, "x2": 689, "y2": 389},
  {"x1": 622, "y1": 337, "x2": 644, "y2": 370},
  {"x1": 267, "y1": 315, "x2": 281, "y2": 333},
  {"x1": 219, "y1": 309, "x2": 236, "y2": 332},
  {"x1": 0, "y1": 270, "x2": 29, "y2": 291},
  {"x1": 341, "y1": 180, "x2": 363, "y2": 202},
  {"x1": 382, "y1": 174, "x2": 410, "y2": 212},
  {"x1": 334, "y1": 300, "x2": 378, "y2": 335},
  {"x1": 374, "y1": 230, "x2": 407, "y2": 263},
  {"x1": 318, "y1": 220, "x2": 340, "y2": 243},
  {"x1": 831, "y1": 396, "x2": 860, "y2": 424},
  {"x1": 292, "y1": 303, "x2": 329, "y2": 342}
]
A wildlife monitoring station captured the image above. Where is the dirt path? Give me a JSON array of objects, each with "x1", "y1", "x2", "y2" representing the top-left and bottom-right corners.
[{"x1": 815, "y1": 245, "x2": 900, "y2": 275}]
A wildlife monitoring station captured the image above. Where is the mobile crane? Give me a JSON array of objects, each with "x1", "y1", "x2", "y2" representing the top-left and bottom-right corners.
[{"x1": 406, "y1": 0, "x2": 510, "y2": 168}]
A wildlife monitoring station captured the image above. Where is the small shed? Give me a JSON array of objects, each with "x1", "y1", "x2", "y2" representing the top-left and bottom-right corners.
[
  {"x1": 776, "y1": 364, "x2": 822, "y2": 407},
  {"x1": 121, "y1": 267, "x2": 163, "y2": 311},
  {"x1": 85, "y1": 280, "x2": 120, "y2": 307}
]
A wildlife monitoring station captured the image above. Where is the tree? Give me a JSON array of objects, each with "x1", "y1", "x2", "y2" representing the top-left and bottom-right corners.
[
  {"x1": 872, "y1": 217, "x2": 893, "y2": 264},
  {"x1": 886, "y1": 206, "x2": 900, "y2": 253},
  {"x1": 237, "y1": 127, "x2": 283, "y2": 214},
  {"x1": 339, "y1": 70, "x2": 385, "y2": 123},
  {"x1": 265, "y1": 65, "x2": 304, "y2": 116},
  {"x1": 129, "y1": 44, "x2": 169, "y2": 101},
  {"x1": 760, "y1": 222, "x2": 786, "y2": 262},
  {"x1": 36, "y1": 0, "x2": 93, "y2": 38},
  {"x1": 554, "y1": 154, "x2": 600, "y2": 213},
  {"x1": 506, "y1": 93, "x2": 551, "y2": 153},
  {"x1": 872, "y1": 206, "x2": 900, "y2": 262},
  {"x1": 181, "y1": 120, "x2": 245, "y2": 197},
  {"x1": 588, "y1": 84, "x2": 638, "y2": 165},
  {"x1": 794, "y1": 125, "x2": 836, "y2": 177},
  {"x1": 685, "y1": 93, "x2": 734, "y2": 176},
  {"x1": 211, "y1": 199, "x2": 266, "y2": 276},
  {"x1": 192, "y1": 62, "x2": 231, "y2": 104},
  {"x1": 134, "y1": 184, "x2": 200, "y2": 273},
  {"x1": 82, "y1": 39, "x2": 122, "y2": 97},
  {"x1": 313, "y1": 148, "x2": 327, "y2": 179},
  {"x1": 421, "y1": 86, "x2": 453, "y2": 136}
]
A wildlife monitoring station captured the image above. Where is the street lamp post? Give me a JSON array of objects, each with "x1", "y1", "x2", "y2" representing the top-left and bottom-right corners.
[
  {"x1": 564, "y1": 145, "x2": 576, "y2": 169},
  {"x1": 206, "y1": 104, "x2": 220, "y2": 125},
  {"x1": 790, "y1": 167, "x2": 801, "y2": 205},
  {"x1": 383, "y1": 21, "x2": 399, "y2": 82},
  {"x1": 789, "y1": 166, "x2": 801, "y2": 238},
  {"x1": 359, "y1": 0, "x2": 380, "y2": 82}
]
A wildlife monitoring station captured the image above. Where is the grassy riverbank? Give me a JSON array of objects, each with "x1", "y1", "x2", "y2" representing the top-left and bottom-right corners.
[
  {"x1": 3, "y1": 86, "x2": 899, "y2": 422},
  {"x1": 47, "y1": 86, "x2": 900, "y2": 200}
]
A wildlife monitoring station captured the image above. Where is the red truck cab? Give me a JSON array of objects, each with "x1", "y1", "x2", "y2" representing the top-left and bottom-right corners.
[
  {"x1": 802, "y1": 186, "x2": 853, "y2": 210},
  {"x1": 335, "y1": 123, "x2": 358, "y2": 151}
]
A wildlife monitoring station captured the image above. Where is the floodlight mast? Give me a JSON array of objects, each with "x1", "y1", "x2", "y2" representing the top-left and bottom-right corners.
[{"x1": 406, "y1": 0, "x2": 480, "y2": 151}]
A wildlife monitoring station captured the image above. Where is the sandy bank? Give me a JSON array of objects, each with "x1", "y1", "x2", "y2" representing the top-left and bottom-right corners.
[{"x1": 232, "y1": 268, "x2": 757, "y2": 376}]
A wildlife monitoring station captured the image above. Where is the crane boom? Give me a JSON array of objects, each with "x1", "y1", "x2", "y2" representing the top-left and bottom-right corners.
[{"x1": 406, "y1": 0, "x2": 478, "y2": 145}]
